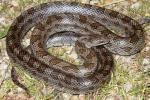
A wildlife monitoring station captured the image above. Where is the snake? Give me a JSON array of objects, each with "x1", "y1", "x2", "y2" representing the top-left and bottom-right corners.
[{"x1": 6, "y1": 1, "x2": 145, "y2": 94}]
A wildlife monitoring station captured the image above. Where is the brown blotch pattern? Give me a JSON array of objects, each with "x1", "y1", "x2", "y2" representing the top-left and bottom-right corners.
[
  {"x1": 50, "y1": 58, "x2": 62, "y2": 65},
  {"x1": 36, "y1": 23, "x2": 45, "y2": 31},
  {"x1": 123, "y1": 47, "x2": 132, "y2": 52},
  {"x1": 27, "y1": 7, "x2": 36, "y2": 15},
  {"x1": 62, "y1": 66, "x2": 78, "y2": 72},
  {"x1": 122, "y1": 16, "x2": 131, "y2": 24},
  {"x1": 10, "y1": 24, "x2": 18, "y2": 32},
  {"x1": 78, "y1": 48, "x2": 86, "y2": 54},
  {"x1": 46, "y1": 16, "x2": 52, "y2": 24},
  {"x1": 83, "y1": 62, "x2": 95, "y2": 69},
  {"x1": 31, "y1": 34, "x2": 41, "y2": 43},
  {"x1": 36, "y1": 50, "x2": 47, "y2": 57},
  {"x1": 17, "y1": 15, "x2": 25, "y2": 23},
  {"x1": 130, "y1": 34, "x2": 139, "y2": 43},
  {"x1": 133, "y1": 24, "x2": 142, "y2": 30},
  {"x1": 53, "y1": 15, "x2": 63, "y2": 20},
  {"x1": 90, "y1": 22, "x2": 99, "y2": 29},
  {"x1": 109, "y1": 10, "x2": 119, "y2": 18},
  {"x1": 28, "y1": 57, "x2": 37, "y2": 66},
  {"x1": 79, "y1": 15, "x2": 87, "y2": 23},
  {"x1": 85, "y1": 49, "x2": 96, "y2": 60},
  {"x1": 101, "y1": 18, "x2": 108, "y2": 23}
]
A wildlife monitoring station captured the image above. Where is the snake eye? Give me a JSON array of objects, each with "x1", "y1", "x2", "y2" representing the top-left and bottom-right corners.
[
  {"x1": 78, "y1": 36, "x2": 90, "y2": 43},
  {"x1": 89, "y1": 38, "x2": 108, "y2": 47}
]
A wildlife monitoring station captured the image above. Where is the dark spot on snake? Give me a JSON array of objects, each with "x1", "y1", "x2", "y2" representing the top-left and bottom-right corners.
[
  {"x1": 103, "y1": 58, "x2": 109, "y2": 68},
  {"x1": 101, "y1": 18, "x2": 107, "y2": 23},
  {"x1": 83, "y1": 63, "x2": 95, "y2": 69},
  {"x1": 51, "y1": 71, "x2": 59, "y2": 80},
  {"x1": 130, "y1": 34, "x2": 139, "y2": 43},
  {"x1": 27, "y1": 18, "x2": 33, "y2": 24},
  {"x1": 36, "y1": 23, "x2": 45, "y2": 31},
  {"x1": 10, "y1": 24, "x2": 18, "y2": 32},
  {"x1": 101, "y1": 29, "x2": 110, "y2": 36},
  {"x1": 122, "y1": 47, "x2": 132, "y2": 52},
  {"x1": 86, "y1": 49, "x2": 95, "y2": 59},
  {"x1": 122, "y1": 16, "x2": 131, "y2": 24},
  {"x1": 28, "y1": 57, "x2": 36, "y2": 65},
  {"x1": 75, "y1": 41, "x2": 86, "y2": 49},
  {"x1": 37, "y1": 42, "x2": 43, "y2": 48},
  {"x1": 43, "y1": 77, "x2": 48, "y2": 82},
  {"x1": 96, "y1": 7, "x2": 105, "y2": 13},
  {"x1": 133, "y1": 24, "x2": 142, "y2": 30},
  {"x1": 17, "y1": 50, "x2": 28, "y2": 61},
  {"x1": 79, "y1": 15, "x2": 87, "y2": 23},
  {"x1": 78, "y1": 48, "x2": 86, "y2": 54},
  {"x1": 109, "y1": 11, "x2": 119, "y2": 18},
  {"x1": 62, "y1": 66, "x2": 70, "y2": 71},
  {"x1": 112, "y1": 36, "x2": 119, "y2": 41},
  {"x1": 64, "y1": 76, "x2": 72, "y2": 84},
  {"x1": 37, "y1": 66, "x2": 46, "y2": 73},
  {"x1": 46, "y1": 16, "x2": 52, "y2": 24},
  {"x1": 53, "y1": 15, "x2": 63, "y2": 20},
  {"x1": 101, "y1": 52, "x2": 108, "y2": 58},
  {"x1": 103, "y1": 69, "x2": 111, "y2": 76},
  {"x1": 30, "y1": 70, "x2": 37, "y2": 76},
  {"x1": 72, "y1": 87, "x2": 80, "y2": 93},
  {"x1": 11, "y1": 42, "x2": 19, "y2": 49},
  {"x1": 114, "y1": 21, "x2": 120, "y2": 25},
  {"x1": 123, "y1": 27, "x2": 133, "y2": 37},
  {"x1": 64, "y1": 12, "x2": 73, "y2": 16},
  {"x1": 36, "y1": 50, "x2": 47, "y2": 57},
  {"x1": 17, "y1": 15, "x2": 24, "y2": 23},
  {"x1": 124, "y1": 26, "x2": 130, "y2": 33},
  {"x1": 90, "y1": 22, "x2": 99, "y2": 29},
  {"x1": 27, "y1": 7, "x2": 36, "y2": 15},
  {"x1": 8, "y1": 32, "x2": 16, "y2": 40},
  {"x1": 88, "y1": 86, "x2": 95, "y2": 91},
  {"x1": 65, "y1": 65, "x2": 78, "y2": 71},
  {"x1": 50, "y1": 58, "x2": 61, "y2": 65},
  {"x1": 31, "y1": 35, "x2": 41, "y2": 43},
  {"x1": 42, "y1": 34, "x2": 48, "y2": 44}
]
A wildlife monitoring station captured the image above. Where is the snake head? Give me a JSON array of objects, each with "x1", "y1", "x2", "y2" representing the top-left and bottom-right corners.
[{"x1": 78, "y1": 35, "x2": 109, "y2": 48}]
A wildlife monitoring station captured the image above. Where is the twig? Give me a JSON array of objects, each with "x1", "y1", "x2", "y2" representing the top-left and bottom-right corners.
[{"x1": 102, "y1": 0, "x2": 126, "y2": 7}]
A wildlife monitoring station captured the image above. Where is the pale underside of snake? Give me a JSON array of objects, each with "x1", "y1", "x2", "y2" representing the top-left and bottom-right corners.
[{"x1": 6, "y1": 1, "x2": 145, "y2": 94}]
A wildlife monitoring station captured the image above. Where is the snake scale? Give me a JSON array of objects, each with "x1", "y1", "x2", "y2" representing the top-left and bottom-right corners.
[{"x1": 6, "y1": 1, "x2": 145, "y2": 94}]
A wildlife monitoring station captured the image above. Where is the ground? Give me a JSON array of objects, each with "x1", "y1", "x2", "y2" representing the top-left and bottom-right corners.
[{"x1": 0, "y1": 0, "x2": 150, "y2": 100}]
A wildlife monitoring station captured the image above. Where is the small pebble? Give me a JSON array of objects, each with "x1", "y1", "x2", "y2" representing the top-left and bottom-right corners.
[
  {"x1": 131, "y1": 2, "x2": 142, "y2": 9},
  {"x1": 123, "y1": 82, "x2": 132, "y2": 92}
]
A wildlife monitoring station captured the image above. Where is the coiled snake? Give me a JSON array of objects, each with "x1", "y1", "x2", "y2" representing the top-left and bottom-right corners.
[{"x1": 6, "y1": 1, "x2": 145, "y2": 94}]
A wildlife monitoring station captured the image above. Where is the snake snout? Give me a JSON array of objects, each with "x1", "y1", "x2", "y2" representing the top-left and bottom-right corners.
[{"x1": 78, "y1": 35, "x2": 109, "y2": 48}]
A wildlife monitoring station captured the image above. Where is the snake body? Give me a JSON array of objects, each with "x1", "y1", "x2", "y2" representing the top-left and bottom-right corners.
[{"x1": 6, "y1": 1, "x2": 145, "y2": 94}]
